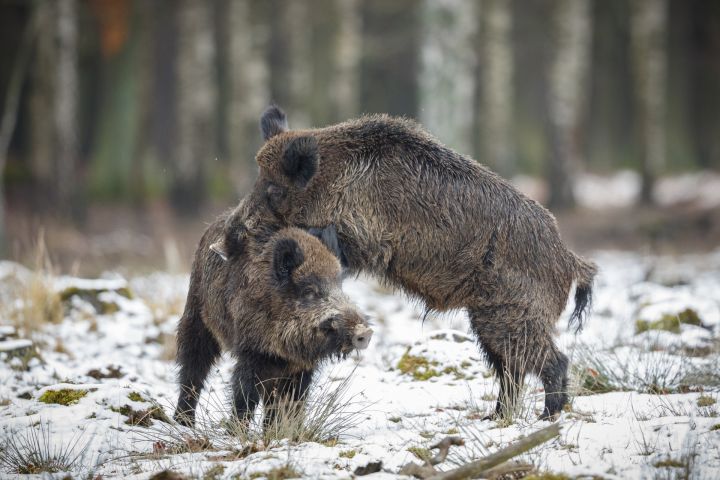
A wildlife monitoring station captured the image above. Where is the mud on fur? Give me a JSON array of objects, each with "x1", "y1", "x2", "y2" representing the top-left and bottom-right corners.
[
  {"x1": 231, "y1": 105, "x2": 597, "y2": 420},
  {"x1": 173, "y1": 204, "x2": 372, "y2": 429}
]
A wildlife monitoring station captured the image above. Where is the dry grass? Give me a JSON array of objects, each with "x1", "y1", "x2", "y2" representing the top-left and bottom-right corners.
[
  {"x1": 1, "y1": 233, "x2": 63, "y2": 339},
  {"x1": 137, "y1": 369, "x2": 368, "y2": 459},
  {"x1": 0, "y1": 420, "x2": 90, "y2": 475}
]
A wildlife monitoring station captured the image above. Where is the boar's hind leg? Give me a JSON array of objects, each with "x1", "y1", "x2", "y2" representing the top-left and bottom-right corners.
[
  {"x1": 538, "y1": 348, "x2": 569, "y2": 420},
  {"x1": 259, "y1": 369, "x2": 314, "y2": 432},
  {"x1": 469, "y1": 306, "x2": 528, "y2": 420},
  {"x1": 174, "y1": 311, "x2": 221, "y2": 426}
]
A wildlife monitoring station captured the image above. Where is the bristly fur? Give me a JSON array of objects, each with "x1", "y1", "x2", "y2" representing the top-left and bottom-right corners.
[
  {"x1": 173, "y1": 204, "x2": 369, "y2": 429},
  {"x1": 241, "y1": 107, "x2": 599, "y2": 419}
]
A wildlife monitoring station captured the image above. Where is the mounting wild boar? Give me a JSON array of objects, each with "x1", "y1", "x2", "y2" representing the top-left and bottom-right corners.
[
  {"x1": 235, "y1": 105, "x2": 597, "y2": 420},
  {"x1": 174, "y1": 207, "x2": 372, "y2": 428}
]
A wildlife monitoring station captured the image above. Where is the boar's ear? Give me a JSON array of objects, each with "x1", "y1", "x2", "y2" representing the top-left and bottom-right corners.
[
  {"x1": 260, "y1": 105, "x2": 288, "y2": 141},
  {"x1": 209, "y1": 240, "x2": 228, "y2": 261},
  {"x1": 308, "y1": 225, "x2": 349, "y2": 270},
  {"x1": 272, "y1": 238, "x2": 305, "y2": 285},
  {"x1": 282, "y1": 136, "x2": 318, "y2": 188}
]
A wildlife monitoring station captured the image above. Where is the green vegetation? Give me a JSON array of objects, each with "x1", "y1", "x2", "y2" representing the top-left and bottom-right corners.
[
  {"x1": 697, "y1": 395, "x2": 716, "y2": 407},
  {"x1": 127, "y1": 391, "x2": 146, "y2": 402},
  {"x1": 397, "y1": 349, "x2": 440, "y2": 380},
  {"x1": 339, "y1": 449, "x2": 356, "y2": 459},
  {"x1": 407, "y1": 446, "x2": 432, "y2": 462},
  {"x1": 635, "y1": 308, "x2": 703, "y2": 335},
  {"x1": 38, "y1": 389, "x2": 87, "y2": 406},
  {"x1": 653, "y1": 458, "x2": 685, "y2": 468},
  {"x1": 203, "y1": 464, "x2": 225, "y2": 480},
  {"x1": 249, "y1": 465, "x2": 301, "y2": 479}
]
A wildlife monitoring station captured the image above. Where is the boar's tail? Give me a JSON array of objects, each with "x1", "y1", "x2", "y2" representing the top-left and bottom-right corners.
[{"x1": 568, "y1": 254, "x2": 598, "y2": 333}]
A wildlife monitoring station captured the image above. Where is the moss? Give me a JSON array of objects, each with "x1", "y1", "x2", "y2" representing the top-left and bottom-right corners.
[
  {"x1": 397, "y1": 349, "x2": 440, "y2": 381},
  {"x1": 407, "y1": 446, "x2": 432, "y2": 463},
  {"x1": 249, "y1": 465, "x2": 301, "y2": 479},
  {"x1": 127, "y1": 391, "x2": 146, "y2": 402},
  {"x1": 444, "y1": 427, "x2": 459, "y2": 434},
  {"x1": 697, "y1": 395, "x2": 716, "y2": 407},
  {"x1": 636, "y1": 308, "x2": 703, "y2": 335},
  {"x1": 677, "y1": 308, "x2": 702, "y2": 326},
  {"x1": 38, "y1": 389, "x2": 87, "y2": 406},
  {"x1": 339, "y1": 449, "x2": 356, "y2": 459},
  {"x1": 388, "y1": 416, "x2": 402, "y2": 423},
  {"x1": 442, "y1": 366, "x2": 467, "y2": 380},
  {"x1": 203, "y1": 464, "x2": 225, "y2": 480},
  {"x1": 653, "y1": 458, "x2": 685, "y2": 468},
  {"x1": 635, "y1": 316, "x2": 680, "y2": 335},
  {"x1": 710, "y1": 424, "x2": 720, "y2": 431}
]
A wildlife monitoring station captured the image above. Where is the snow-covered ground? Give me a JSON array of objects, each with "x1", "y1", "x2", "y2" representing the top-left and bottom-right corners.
[{"x1": 1, "y1": 250, "x2": 719, "y2": 479}]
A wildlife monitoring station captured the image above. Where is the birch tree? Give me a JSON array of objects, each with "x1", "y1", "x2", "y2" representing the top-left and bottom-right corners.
[
  {"x1": 546, "y1": 0, "x2": 592, "y2": 209},
  {"x1": 419, "y1": 0, "x2": 478, "y2": 156},
  {"x1": 227, "y1": 0, "x2": 269, "y2": 192},
  {"x1": 481, "y1": 0, "x2": 513, "y2": 176},
  {"x1": 174, "y1": 0, "x2": 216, "y2": 211},
  {"x1": 631, "y1": 0, "x2": 667, "y2": 204}
]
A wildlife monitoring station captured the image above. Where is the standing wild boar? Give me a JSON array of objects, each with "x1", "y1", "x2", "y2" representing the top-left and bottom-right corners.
[
  {"x1": 174, "y1": 205, "x2": 372, "y2": 428},
  {"x1": 230, "y1": 106, "x2": 597, "y2": 420}
]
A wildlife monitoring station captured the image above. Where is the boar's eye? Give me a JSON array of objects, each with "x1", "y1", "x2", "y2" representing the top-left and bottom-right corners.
[{"x1": 302, "y1": 287, "x2": 320, "y2": 301}]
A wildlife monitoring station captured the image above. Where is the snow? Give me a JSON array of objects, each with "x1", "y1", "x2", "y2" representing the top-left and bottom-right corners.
[{"x1": 1, "y1": 251, "x2": 719, "y2": 479}]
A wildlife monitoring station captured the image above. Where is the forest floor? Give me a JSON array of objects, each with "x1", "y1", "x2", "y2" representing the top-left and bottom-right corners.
[{"x1": 1, "y1": 247, "x2": 719, "y2": 479}]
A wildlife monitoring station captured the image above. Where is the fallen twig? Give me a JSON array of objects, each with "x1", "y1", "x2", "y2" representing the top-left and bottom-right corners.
[{"x1": 429, "y1": 422, "x2": 561, "y2": 480}]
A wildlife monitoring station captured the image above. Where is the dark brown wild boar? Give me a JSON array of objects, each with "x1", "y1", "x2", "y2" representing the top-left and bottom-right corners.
[
  {"x1": 230, "y1": 106, "x2": 597, "y2": 420},
  {"x1": 174, "y1": 206, "x2": 372, "y2": 428}
]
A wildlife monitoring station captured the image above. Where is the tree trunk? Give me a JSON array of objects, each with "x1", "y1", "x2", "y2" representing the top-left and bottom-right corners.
[
  {"x1": 227, "y1": 0, "x2": 269, "y2": 193},
  {"x1": 481, "y1": 0, "x2": 513, "y2": 176},
  {"x1": 546, "y1": 0, "x2": 592, "y2": 210},
  {"x1": 173, "y1": 0, "x2": 216, "y2": 212},
  {"x1": 54, "y1": 0, "x2": 79, "y2": 217},
  {"x1": 631, "y1": 0, "x2": 668, "y2": 205},
  {"x1": 360, "y1": 0, "x2": 421, "y2": 117},
  {"x1": 419, "y1": 0, "x2": 478, "y2": 156}
]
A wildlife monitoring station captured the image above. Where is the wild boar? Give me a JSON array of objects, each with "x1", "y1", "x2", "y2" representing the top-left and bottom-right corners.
[
  {"x1": 174, "y1": 207, "x2": 372, "y2": 427},
  {"x1": 233, "y1": 106, "x2": 596, "y2": 420}
]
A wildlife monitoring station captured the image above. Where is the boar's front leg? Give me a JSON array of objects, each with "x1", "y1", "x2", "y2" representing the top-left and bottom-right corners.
[
  {"x1": 259, "y1": 369, "x2": 314, "y2": 432},
  {"x1": 230, "y1": 356, "x2": 261, "y2": 424},
  {"x1": 174, "y1": 309, "x2": 221, "y2": 427}
]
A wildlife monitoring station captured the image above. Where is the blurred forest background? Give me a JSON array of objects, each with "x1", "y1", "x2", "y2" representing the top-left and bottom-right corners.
[{"x1": 1, "y1": 0, "x2": 719, "y2": 274}]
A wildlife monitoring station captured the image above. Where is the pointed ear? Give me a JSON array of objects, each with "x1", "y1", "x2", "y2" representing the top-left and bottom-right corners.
[
  {"x1": 260, "y1": 105, "x2": 288, "y2": 141},
  {"x1": 209, "y1": 240, "x2": 228, "y2": 261},
  {"x1": 282, "y1": 136, "x2": 318, "y2": 188},
  {"x1": 272, "y1": 238, "x2": 304, "y2": 285},
  {"x1": 211, "y1": 218, "x2": 248, "y2": 261}
]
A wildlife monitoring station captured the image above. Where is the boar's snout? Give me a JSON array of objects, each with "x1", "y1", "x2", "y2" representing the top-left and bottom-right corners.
[{"x1": 352, "y1": 325, "x2": 373, "y2": 350}]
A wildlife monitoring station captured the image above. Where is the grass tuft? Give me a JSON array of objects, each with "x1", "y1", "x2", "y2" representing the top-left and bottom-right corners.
[{"x1": 0, "y1": 421, "x2": 89, "y2": 474}]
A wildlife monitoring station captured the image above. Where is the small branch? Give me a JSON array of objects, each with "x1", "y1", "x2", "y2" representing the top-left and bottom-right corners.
[
  {"x1": 399, "y1": 435, "x2": 465, "y2": 479},
  {"x1": 429, "y1": 422, "x2": 561, "y2": 480},
  {"x1": 428, "y1": 436, "x2": 465, "y2": 466}
]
